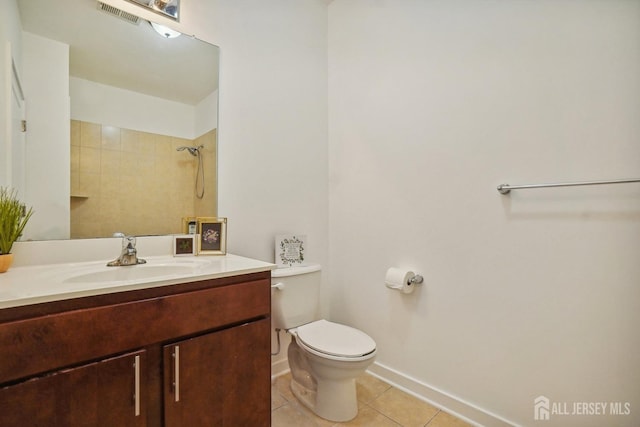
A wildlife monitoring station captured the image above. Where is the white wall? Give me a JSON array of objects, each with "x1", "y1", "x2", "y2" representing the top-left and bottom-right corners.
[
  {"x1": 195, "y1": 0, "x2": 330, "y2": 370},
  {"x1": 70, "y1": 77, "x2": 198, "y2": 139},
  {"x1": 328, "y1": 1, "x2": 640, "y2": 426},
  {"x1": 192, "y1": 0, "x2": 329, "y2": 268},
  {"x1": 70, "y1": 78, "x2": 217, "y2": 140},
  {"x1": 194, "y1": 89, "x2": 218, "y2": 138},
  {"x1": 22, "y1": 32, "x2": 70, "y2": 240}
]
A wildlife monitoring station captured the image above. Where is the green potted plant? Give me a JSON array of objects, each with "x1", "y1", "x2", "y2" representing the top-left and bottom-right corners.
[{"x1": 0, "y1": 187, "x2": 33, "y2": 273}]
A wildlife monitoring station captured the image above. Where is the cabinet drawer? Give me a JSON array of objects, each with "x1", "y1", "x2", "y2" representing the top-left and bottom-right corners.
[{"x1": 0, "y1": 277, "x2": 270, "y2": 384}]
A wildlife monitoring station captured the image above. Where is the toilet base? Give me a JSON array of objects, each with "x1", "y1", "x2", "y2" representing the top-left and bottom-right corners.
[
  {"x1": 290, "y1": 378, "x2": 317, "y2": 415},
  {"x1": 290, "y1": 376, "x2": 358, "y2": 422}
]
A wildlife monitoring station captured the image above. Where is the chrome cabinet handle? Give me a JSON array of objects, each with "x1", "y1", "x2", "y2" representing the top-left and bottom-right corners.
[
  {"x1": 172, "y1": 345, "x2": 180, "y2": 402},
  {"x1": 134, "y1": 355, "x2": 140, "y2": 417}
]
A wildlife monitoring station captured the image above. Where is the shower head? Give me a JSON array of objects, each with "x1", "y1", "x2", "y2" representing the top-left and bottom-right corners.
[
  {"x1": 176, "y1": 144, "x2": 206, "y2": 199},
  {"x1": 176, "y1": 145, "x2": 203, "y2": 156}
]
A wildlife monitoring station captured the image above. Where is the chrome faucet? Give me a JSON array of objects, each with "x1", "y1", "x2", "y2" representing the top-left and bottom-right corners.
[{"x1": 107, "y1": 234, "x2": 146, "y2": 267}]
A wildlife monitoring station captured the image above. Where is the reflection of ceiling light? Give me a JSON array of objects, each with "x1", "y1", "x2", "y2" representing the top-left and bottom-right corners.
[
  {"x1": 128, "y1": 0, "x2": 180, "y2": 19},
  {"x1": 148, "y1": 0, "x2": 178, "y2": 19},
  {"x1": 150, "y1": 21, "x2": 181, "y2": 38}
]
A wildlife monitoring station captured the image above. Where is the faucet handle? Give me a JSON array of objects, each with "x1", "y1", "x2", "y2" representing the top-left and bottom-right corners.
[
  {"x1": 113, "y1": 232, "x2": 125, "y2": 238},
  {"x1": 124, "y1": 236, "x2": 137, "y2": 252}
]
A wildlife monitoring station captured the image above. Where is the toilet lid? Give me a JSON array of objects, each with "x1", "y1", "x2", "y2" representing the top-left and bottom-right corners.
[{"x1": 296, "y1": 319, "x2": 376, "y2": 358}]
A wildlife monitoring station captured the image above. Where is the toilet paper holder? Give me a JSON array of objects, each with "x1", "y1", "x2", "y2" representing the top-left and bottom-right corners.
[
  {"x1": 385, "y1": 268, "x2": 424, "y2": 294},
  {"x1": 409, "y1": 275, "x2": 424, "y2": 285}
]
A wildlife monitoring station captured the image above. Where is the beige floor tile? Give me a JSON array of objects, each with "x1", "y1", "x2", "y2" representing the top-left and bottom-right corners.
[
  {"x1": 272, "y1": 403, "x2": 321, "y2": 427},
  {"x1": 272, "y1": 373, "x2": 334, "y2": 427},
  {"x1": 273, "y1": 372, "x2": 296, "y2": 403},
  {"x1": 369, "y1": 388, "x2": 439, "y2": 427},
  {"x1": 272, "y1": 382, "x2": 288, "y2": 410},
  {"x1": 336, "y1": 404, "x2": 401, "y2": 427},
  {"x1": 288, "y1": 399, "x2": 336, "y2": 427},
  {"x1": 356, "y1": 374, "x2": 393, "y2": 404},
  {"x1": 426, "y1": 411, "x2": 473, "y2": 427}
]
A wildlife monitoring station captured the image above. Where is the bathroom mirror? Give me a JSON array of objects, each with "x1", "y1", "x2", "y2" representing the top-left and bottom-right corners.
[{"x1": 7, "y1": 0, "x2": 219, "y2": 241}]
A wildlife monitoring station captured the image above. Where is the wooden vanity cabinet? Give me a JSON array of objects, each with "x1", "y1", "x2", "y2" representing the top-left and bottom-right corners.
[
  {"x1": 0, "y1": 349, "x2": 146, "y2": 427},
  {"x1": 163, "y1": 318, "x2": 270, "y2": 426},
  {"x1": 0, "y1": 271, "x2": 271, "y2": 427}
]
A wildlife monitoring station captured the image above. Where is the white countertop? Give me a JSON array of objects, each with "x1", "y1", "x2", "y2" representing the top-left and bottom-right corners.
[{"x1": 0, "y1": 254, "x2": 276, "y2": 309}]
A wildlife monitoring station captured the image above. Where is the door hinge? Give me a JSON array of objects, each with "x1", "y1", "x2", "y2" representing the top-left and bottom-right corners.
[{"x1": 21, "y1": 120, "x2": 27, "y2": 132}]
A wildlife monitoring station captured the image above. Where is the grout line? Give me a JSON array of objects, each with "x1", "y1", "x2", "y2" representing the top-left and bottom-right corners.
[
  {"x1": 363, "y1": 401, "x2": 404, "y2": 427},
  {"x1": 423, "y1": 409, "x2": 441, "y2": 426}
]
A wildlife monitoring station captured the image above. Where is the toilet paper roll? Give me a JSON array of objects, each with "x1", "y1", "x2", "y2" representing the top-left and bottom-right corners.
[{"x1": 385, "y1": 268, "x2": 415, "y2": 294}]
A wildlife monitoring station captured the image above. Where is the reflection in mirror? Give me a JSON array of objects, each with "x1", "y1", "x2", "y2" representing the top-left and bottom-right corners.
[
  {"x1": 3, "y1": 0, "x2": 219, "y2": 241},
  {"x1": 127, "y1": 0, "x2": 180, "y2": 21}
]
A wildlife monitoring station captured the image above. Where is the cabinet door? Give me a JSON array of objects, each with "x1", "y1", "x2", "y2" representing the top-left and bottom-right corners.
[
  {"x1": 0, "y1": 349, "x2": 146, "y2": 427},
  {"x1": 164, "y1": 318, "x2": 270, "y2": 426}
]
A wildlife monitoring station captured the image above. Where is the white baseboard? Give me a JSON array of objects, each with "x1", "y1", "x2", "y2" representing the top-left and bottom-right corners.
[
  {"x1": 367, "y1": 362, "x2": 520, "y2": 427},
  {"x1": 271, "y1": 358, "x2": 290, "y2": 382}
]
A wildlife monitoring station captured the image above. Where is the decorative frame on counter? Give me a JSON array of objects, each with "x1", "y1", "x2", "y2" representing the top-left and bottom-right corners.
[
  {"x1": 173, "y1": 234, "x2": 196, "y2": 256},
  {"x1": 197, "y1": 217, "x2": 227, "y2": 255},
  {"x1": 275, "y1": 234, "x2": 306, "y2": 267}
]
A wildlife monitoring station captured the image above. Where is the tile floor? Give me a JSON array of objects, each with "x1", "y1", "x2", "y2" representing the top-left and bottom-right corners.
[{"x1": 272, "y1": 372, "x2": 473, "y2": 427}]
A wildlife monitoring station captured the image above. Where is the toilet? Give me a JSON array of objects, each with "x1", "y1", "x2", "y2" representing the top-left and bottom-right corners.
[{"x1": 271, "y1": 265, "x2": 376, "y2": 422}]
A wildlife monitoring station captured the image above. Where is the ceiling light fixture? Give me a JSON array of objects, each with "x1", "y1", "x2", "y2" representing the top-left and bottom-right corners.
[
  {"x1": 146, "y1": 0, "x2": 180, "y2": 38},
  {"x1": 150, "y1": 21, "x2": 181, "y2": 38},
  {"x1": 125, "y1": 0, "x2": 180, "y2": 20},
  {"x1": 149, "y1": 0, "x2": 178, "y2": 19}
]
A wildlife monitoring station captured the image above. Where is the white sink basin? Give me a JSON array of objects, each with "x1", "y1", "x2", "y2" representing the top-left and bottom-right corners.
[
  {"x1": 62, "y1": 258, "x2": 212, "y2": 285},
  {"x1": 64, "y1": 265, "x2": 194, "y2": 284}
]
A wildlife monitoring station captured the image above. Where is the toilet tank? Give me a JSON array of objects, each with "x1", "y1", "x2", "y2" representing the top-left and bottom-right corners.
[{"x1": 271, "y1": 264, "x2": 322, "y2": 330}]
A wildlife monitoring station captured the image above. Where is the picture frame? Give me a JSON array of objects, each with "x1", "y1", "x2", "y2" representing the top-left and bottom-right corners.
[
  {"x1": 275, "y1": 234, "x2": 306, "y2": 267},
  {"x1": 173, "y1": 234, "x2": 196, "y2": 256},
  {"x1": 197, "y1": 217, "x2": 227, "y2": 255},
  {"x1": 182, "y1": 216, "x2": 197, "y2": 234}
]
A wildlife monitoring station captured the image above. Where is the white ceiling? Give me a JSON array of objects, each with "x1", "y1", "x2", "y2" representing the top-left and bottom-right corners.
[{"x1": 17, "y1": 0, "x2": 219, "y2": 105}]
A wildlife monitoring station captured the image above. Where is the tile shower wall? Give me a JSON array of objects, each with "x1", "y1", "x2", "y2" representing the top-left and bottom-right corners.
[{"x1": 70, "y1": 120, "x2": 217, "y2": 238}]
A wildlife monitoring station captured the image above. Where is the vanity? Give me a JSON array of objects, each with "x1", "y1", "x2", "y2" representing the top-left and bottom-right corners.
[{"x1": 0, "y1": 253, "x2": 275, "y2": 426}]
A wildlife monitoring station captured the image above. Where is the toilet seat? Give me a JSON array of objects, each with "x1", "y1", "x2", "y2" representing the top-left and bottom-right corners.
[{"x1": 294, "y1": 319, "x2": 376, "y2": 361}]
